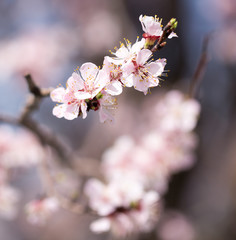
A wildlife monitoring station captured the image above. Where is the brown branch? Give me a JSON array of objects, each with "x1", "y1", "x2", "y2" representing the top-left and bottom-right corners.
[
  {"x1": 188, "y1": 34, "x2": 211, "y2": 98},
  {"x1": 151, "y1": 18, "x2": 177, "y2": 52}
]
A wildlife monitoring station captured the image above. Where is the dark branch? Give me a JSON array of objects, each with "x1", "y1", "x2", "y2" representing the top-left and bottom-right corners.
[{"x1": 188, "y1": 34, "x2": 211, "y2": 98}]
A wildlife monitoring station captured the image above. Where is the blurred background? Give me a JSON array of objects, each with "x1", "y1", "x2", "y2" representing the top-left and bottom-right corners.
[{"x1": 0, "y1": 0, "x2": 236, "y2": 239}]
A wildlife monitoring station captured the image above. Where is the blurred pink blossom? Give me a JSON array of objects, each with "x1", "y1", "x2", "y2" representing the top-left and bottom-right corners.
[
  {"x1": 0, "y1": 126, "x2": 43, "y2": 168},
  {"x1": 25, "y1": 197, "x2": 59, "y2": 225},
  {"x1": 158, "y1": 211, "x2": 196, "y2": 240},
  {"x1": 85, "y1": 178, "x2": 160, "y2": 236},
  {"x1": 0, "y1": 185, "x2": 20, "y2": 220}
]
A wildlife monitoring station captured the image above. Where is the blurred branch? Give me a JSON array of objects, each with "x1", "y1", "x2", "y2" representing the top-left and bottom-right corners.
[
  {"x1": 0, "y1": 74, "x2": 70, "y2": 163},
  {"x1": 188, "y1": 34, "x2": 211, "y2": 98}
]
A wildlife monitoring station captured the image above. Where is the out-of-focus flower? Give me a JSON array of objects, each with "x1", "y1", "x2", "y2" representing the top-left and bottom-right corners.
[
  {"x1": 211, "y1": 25, "x2": 236, "y2": 64},
  {"x1": 102, "y1": 135, "x2": 168, "y2": 193},
  {"x1": 50, "y1": 168, "x2": 80, "y2": 199},
  {"x1": 25, "y1": 197, "x2": 59, "y2": 225},
  {"x1": 155, "y1": 90, "x2": 201, "y2": 132},
  {"x1": 158, "y1": 211, "x2": 196, "y2": 240},
  {"x1": 0, "y1": 126, "x2": 43, "y2": 168},
  {"x1": 85, "y1": 178, "x2": 160, "y2": 236},
  {"x1": 0, "y1": 26, "x2": 80, "y2": 85},
  {"x1": 0, "y1": 185, "x2": 20, "y2": 220}
]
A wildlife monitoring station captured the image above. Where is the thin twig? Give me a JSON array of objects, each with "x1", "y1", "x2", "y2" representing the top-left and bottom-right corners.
[{"x1": 188, "y1": 34, "x2": 211, "y2": 98}]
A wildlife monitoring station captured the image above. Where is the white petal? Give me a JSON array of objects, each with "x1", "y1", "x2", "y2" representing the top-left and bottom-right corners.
[
  {"x1": 90, "y1": 218, "x2": 111, "y2": 233},
  {"x1": 50, "y1": 87, "x2": 66, "y2": 102},
  {"x1": 95, "y1": 69, "x2": 110, "y2": 91},
  {"x1": 80, "y1": 101, "x2": 88, "y2": 119},
  {"x1": 84, "y1": 179, "x2": 105, "y2": 198},
  {"x1": 168, "y1": 32, "x2": 178, "y2": 39},
  {"x1": 67, "y1": 73, "x2": 84, "y2": 91},
  {"x1": 136, "y1": 49, "x2": 152, "y2": 65},
  {"x1": 74, "y1": 91, "x2": 92, "y2": 100},
  {"x1": 80, "y1": 62, "x2": 99, "y2": 81},
  {"x1": 105, "y1": 81, "x2": 123, "y2": 96},
  {"x1": 64, "y1": 104, "x2": 80, "y2": 120},
  {"x1": 52, "y1": 104, "x2": 66, "y2": 118},
  {"x1": 99, "y1": 107, "x2": 114, "y2": 123}
]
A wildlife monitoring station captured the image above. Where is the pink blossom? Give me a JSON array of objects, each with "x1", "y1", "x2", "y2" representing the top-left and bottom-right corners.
[
  {"x1": 139, "y1": 15, "x2": 177, "y2": 40},
  {"x1": 50, "y1": 86, "x2": 87, "y2": 120},
  {"x1": 109, "y1": 38, "x2": 145, "y2": 66},
  {"x1": 102, "y1": 56, "x2": 123, "y2": 95},
  {"x1": 51, "y1": 62, "x2": 113, "y2": 121},
  {"x1": 85, "y1": 178, "x2": 160, "y2": 236},
  {"x1": 123, "y1": 49, "x2": 166, "y2": 94},
  {"x1": 72, "y1": 62, "x2": 110, "y2": 100},
  {"x1": 158, "y1": 211, "x2": 195, "y2": 240},
  {"x1": 0, "y1": 185, "x2": 20, "y2": 220},
  {"x1": 98, "y1": 91, "x2": 117, "y2": 123},
  {"x1": 25, "y1": 197, "x2": 59, "y2": 225},
  {"x1": 0, "y1": 126, "x2": 43, "y2": 168},
  {"x1": 155, "y1": 90, "x2": 201, "y2": 132},
  {"x1": 102, "y1": 135, "x2": 168, "y2": 193}
]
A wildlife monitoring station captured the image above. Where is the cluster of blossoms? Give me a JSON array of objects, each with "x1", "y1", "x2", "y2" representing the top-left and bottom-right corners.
[
  {"x1": 0, "y1": 125, "x2": 44, "y2": 220},
  {"x1": 50, "y1": 15, "x2": 177, "y2": 122},
  {"x1": 85, "y1": 90, "x2": 200, "y2": 236}
]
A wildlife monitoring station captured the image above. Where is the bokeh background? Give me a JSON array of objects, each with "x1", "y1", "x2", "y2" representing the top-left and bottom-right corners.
[{"x1": 0, "y1": 0, "x2": 236, "y2": 239}]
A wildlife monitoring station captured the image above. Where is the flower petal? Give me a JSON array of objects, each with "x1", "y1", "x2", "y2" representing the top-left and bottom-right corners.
[
  {"x1": 52, "y1": 104, "x2": 66, "y2": 118},
  {"x1": 136, "y1": 49, "x2": 152, "y2": 65},
  {"x1": 67, "y1": 73, "x2": 84, "y2": 91},
  {"x1": 50, "y1": 87, "x2": 66, "y2": 102},
  {"x1": 64, "y1": 104, "x2": 80, "y2": 120},
  {"x1": 79, "y1": 62, "x2": 99, "y2": 81},
  {"x1": 105, "y1": 81, "x2": 123, "y2": 96},
  {"x1": 90, "y1": 218, "x2": 111, "y2": 233}
]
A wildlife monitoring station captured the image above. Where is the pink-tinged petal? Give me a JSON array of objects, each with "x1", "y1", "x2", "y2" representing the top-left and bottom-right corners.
[
  {"x1": 64, "y1": 104, "x2": 79, "y2": 120},
  {"x1": 147, "y1": 61, "x2": 165, "y2": 77},
  {"x1": 142, "y1": 191, "x2": 159, "y2": 207},
  {"x1": 115, "y1": 46, "x2": 129, "y2": 59},
  {"x1": 80, "y1": 101, "x2": 88, "y2": 119},
  {"x1": 64, "y1": 91, "x2": 75, "y2": 103},
  {"x1": 122, "y1": 62, "x2": 135, "y2": 78},
  {"x1": 136, "y1": 49, "x2": 152, "y2": 65},
  {"x1": 139, "y1": 15, "x2": 146, "y2": 32},
  {"x1": 52, "y1": 104, "x2": 66, "y2": 118},
  {"x1": 131, "y1": 38, "x2": 145, "y2": 54},
  {"x1": 105, "y1": 81, "x2": 123, "y2": 96},
  {"x1": 50, "y1": 87, "x2": 66, "y2": 102},
  {"x1": 122, "y1": 74, "x2": 134, "y2": 87},
  {"x1": 147, "y1": 75, "x2": 159, "y2": 88},
  {"x1": 84, "y1": 179, "x2": 105, "y2": 199},
  {"x1": 95, "y1": 69, "x2": 110, "y2": 91},
  {"x1": 168, "y1": 32, "x2": 178, "y2": 39},
  {"x1": 99, "y1": 107, "x2": 114, "y2": 123},
  {"x1": 74, "y1": 91, "x2": 92, "y2": 100},
  {"x1": 90, "y1": 218, "x2": 111, "y2": 233},
  {"x1": 67, "y1": 73, "x2": 84, "y2": 91},
  {"x1": 133, "y1": 75, "x2": 149, "y2": 94},
  {"x1": 79, "y1": 62, "x2": 99, "y2": 81}
]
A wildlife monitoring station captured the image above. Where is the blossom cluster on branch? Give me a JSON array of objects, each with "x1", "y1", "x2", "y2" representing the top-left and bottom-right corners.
[{"x1": 50, "y1": 15, "x2": 177, "y2": 122}]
